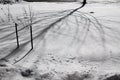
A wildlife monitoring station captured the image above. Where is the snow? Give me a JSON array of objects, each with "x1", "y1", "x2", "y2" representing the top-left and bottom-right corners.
[{"x1": 0, "y1": 1, "x2": 120, "y2": 80}]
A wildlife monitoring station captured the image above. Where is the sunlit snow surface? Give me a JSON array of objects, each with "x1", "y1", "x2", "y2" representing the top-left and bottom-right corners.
[{"x1": 0, "y1": 1, "x2": 120, "y2": 80}]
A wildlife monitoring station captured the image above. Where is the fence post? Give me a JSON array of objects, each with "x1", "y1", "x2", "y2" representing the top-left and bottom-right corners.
[
  {"x1": 30, "y1": 25, "x2": 33, "y2": 49},
  {"x1": 15, "y1": 23, "x2": 19, "y2": 48}
]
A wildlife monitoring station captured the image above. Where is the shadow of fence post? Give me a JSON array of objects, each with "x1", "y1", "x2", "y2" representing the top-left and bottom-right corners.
[{"x1": 15, "y1": 23, "x2": 19, "y2": 48}]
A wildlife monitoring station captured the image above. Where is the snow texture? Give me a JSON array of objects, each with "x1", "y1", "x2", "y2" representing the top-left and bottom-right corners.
[{"x1": 0, "y1": 1, "x2": 120, "y2": 80}]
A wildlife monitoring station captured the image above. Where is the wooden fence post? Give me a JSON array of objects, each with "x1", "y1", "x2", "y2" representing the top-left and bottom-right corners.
[
  {"x1": 30, "y1": 25, "x2": 33, "y2": 49},
  {"x1": 15, "y1": 23, "x2": 19, "y2": 48}
]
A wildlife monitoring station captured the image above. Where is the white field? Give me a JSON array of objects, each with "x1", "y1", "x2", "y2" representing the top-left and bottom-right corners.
[{"x1": 0, "y1": 1, "x2": 120, "y2": 80}]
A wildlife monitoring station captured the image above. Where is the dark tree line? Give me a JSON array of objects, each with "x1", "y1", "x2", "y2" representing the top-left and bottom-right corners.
[
  {"x1": 24, "y1": 0, "x2": 76, "y2": 2},
  {"x1": 0, "y1": 0, "x2": 77, "y2": 4},
  {"x1": 0, "y1": 0, "x2": 21, "y2": 4}
]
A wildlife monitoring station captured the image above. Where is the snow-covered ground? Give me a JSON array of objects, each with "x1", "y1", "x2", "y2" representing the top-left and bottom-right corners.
[{"x1": 0, "y1": 1, "x2": 120, "y2": 80}]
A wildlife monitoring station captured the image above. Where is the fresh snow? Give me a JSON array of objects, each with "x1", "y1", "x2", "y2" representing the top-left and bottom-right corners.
[{"x1": 0, "y1": 1, "x2": 120, "y2": 80}]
